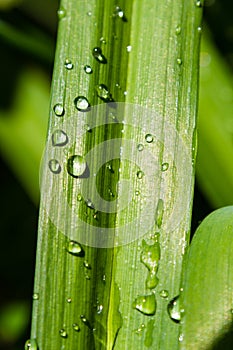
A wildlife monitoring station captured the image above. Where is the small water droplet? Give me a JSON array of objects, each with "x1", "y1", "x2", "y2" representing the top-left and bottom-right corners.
[
  {"x1": 156, "y1": 199, "x2": 164, "y2": 228},
  {"x1": 100, "y1": 37, "x2": 107, "y2": 44},
  {"x1": 84, "y1": 261, "x2": 91, "y2": 269},
  {"x1": 197, "y1": 26, "x2": 202, "y2": 34},
  {"x1": 135, "y1": 190, "x2": 140, "y2": 196},
  {"x1": 145, "y1": 134, "x2": 153, "y2": 143},
  {"x1": 133, "y1": 294, "x2": 156, "y2": 316},
  {"x1": 67, "y1": 155, "x2": 87, "y2": 178},
  {"x1": 32, "y1": 293, "x2": 39, "y2": 300},
  {"x1": 167, "y1": 296, "x2": 181, "y2": 323},
  {"x1": 64, "y1": 59, "x2": 73, "y2": 70},
  {"x1": 57, "y1": 7, "x2": 66, "y2": 20},
  {"x1": 123, "y1": 91, "x2": 128, "y2": 96},
  {"x1": 140, "y1": 239, "x2": 160, "y2": 289},
  {"x1": 67, "y1": 240, "x2": 84, "y2": 257},
  {"x1": 177, "y1": 58, "x2": 182, "y2": 65},
  {"x1": 87, "y1": 11, "x2": 92, "y2": 16},
  {"x1": 137, "y1": 144, "x2": 144, "y2": 151},
  {"x1": 175, "y1": 25, "x2": 181, "y2": 35},
  {"x1": 96, "y1": 84, "x2": 114, "y2": 103},
  {"x1": 114, "y1": 6, "x2": 127, "y2": 22},
  {"x1": 179, "y1": 333, "x2": 184, "y2": 342},
  {"x1": 72, "y1": 323, "x2": 80, "y2": 332},
  {"x1": 92, "y1": 47, "x2": 107, "y2": 64},
  {"x1": 48, "y1": 159, "x2": 61, "y2": 174},
  {"x1": 84, "y1": 65, "x2": 93, "y2": 74},
  {"x1": 24, "y1": 339, "x2": 38, "y2": 350},
  {"x1": 53, "y1": 103, "x2": 64, "y2": 116},
  {"x1": 77, "y1": 193, "x2": 82, "y2": 201},
  {"x1": 74, "y1": 96, "x2": 90, "y2": 112},
  {"x1": 126, "y1": 45, "x2": 132, "y2": 52},
  {"x1": 97, "y1": 304, "x2": 103, "y2": 314},
  {"x1": 86, "y1": 199, "x2": 95, "y2": 209},
  {"x1": 137, "y1": 170, "x2": 144, "y2": 179},
  {"x1": 161, "y1": 162, "x2": 169, "y2": 172},
  {"x1": 52, "y1": 130, "x2": 68, "y2": 147},
  {"x1": 159, "y1": 289, "x2": 169, "y2": 298},
  {"x1": 106, "y1": 163, "x2": 114, "y2": 173},
  {"x1": 80, "y1": 315, "x2": 92, "y2": 329},
  {"x1": 195, "y1": 0, "x2": 202, "y2": 7},
  {"x1": 135, "y1": 323, "x2": 145, "y2": 335},
  {"x1": 66, "y1": 298, "x2": 72, "y2": 303},
  {"x1": 59, "y1": 329, "x2": 68, "y2": 338}
]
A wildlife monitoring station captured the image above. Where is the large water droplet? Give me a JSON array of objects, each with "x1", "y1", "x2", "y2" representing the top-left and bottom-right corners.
[
  {"x1": 59, "y1": 329, "x2": 68, "y2": 338},
  {"x1": 96, "y1": 84, "x2": 114, "y2": 103},
  {"x1": 84, "y1": 65, "x2": 93, "y2": 74},
  {"x1": 52, "y1": 130, "x2": 68, "y2": 147},
  {"x1": 64, "y1": 59, "x2": 73, "y2": 70},
  {"x1": 67, "y1": 240, "x2": 84, "y2": 256},
  {"x1": 67, "y1": 155, "x2": 86, "y2": 178},
  {"x1": 48, "y1": 159, "x2": 61, "y2": 174},
  {"x1": 167, "y1": 296, "x2": 181, "y2": 323},
  {"x1": 156, "y1": 199, "x2": 164, "y2": 228},
  {"x1": 24, "y1": 339, "x2": 38, "y2": 350},
  {"x1": 145, "y1": 134, "x2": 153, "y2": 143},
  {"x1": 140, "y1": 239, "x2": 160, "y2": 289},
  {"x1": 133, "y1": 294, "x2": 156, "y2": 316},
  {"x1": 92, "y1": 47, "x2": 107, "y2": 64},
  {"x1": 53, "y1": 103, "x2": 64, "y2": 116},
  {"x1": 72, "y1": 323, "x2": 80, "y2": 332},
  {"x1": 74, "y1": 96, "x2": 90, "y2": 112},
  {"x1": 57, "y1": 7, "x2": 66, "y2": 20}
]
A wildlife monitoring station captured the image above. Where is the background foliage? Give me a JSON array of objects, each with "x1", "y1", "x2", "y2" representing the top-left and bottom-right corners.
[{"x1": 0, "y1": 0, "x2": 232, "y2": 349}]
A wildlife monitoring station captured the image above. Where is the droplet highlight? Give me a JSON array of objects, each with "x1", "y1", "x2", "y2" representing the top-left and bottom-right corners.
[
  {"x1": 167, "y1": 296, "x2": 181, "y2": 323},
  {"x1": 74, "y1": 96, "x2": 90, "y2": 112},
  {"x1": 133, "y1": 294, "x2": 156, "y2": 316},
  {"x1": 57, "y1": 7, "x2": 66, "y2": 20},
  {"x1": 67, "y1": 155, "x2": 86, "y2": 178},
  {"x1": 24, "y1": 339, "x2": 38, "y2": 350},
  {"x1": 52, "y1": 130, "x2": 68, "y2": 147},
  {"x1": 48, "y1": 159, "x2": 61, "y2": 174},
  {"x1": 53, "y1": 103, "x2": 64, "y2": 117},
  {"x1": 114, "y1": 6, "x2": 127, "y2": 22},
  {"x1": 92, "y1": 47, "x2": 107, "y2": 64}
]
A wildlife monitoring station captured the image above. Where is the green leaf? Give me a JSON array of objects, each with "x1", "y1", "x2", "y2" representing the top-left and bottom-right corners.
[
  {"x1": 180, "y1": 206, "x2": 233, "y2": 350},
  {"x1": 29, "y1": 1, "x2": 203, "y2": 349}
]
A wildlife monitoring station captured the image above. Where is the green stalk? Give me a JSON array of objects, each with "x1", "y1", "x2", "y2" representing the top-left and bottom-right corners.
[{"x1": 29, "y1": 1, "x2": 202, "y2": 349}]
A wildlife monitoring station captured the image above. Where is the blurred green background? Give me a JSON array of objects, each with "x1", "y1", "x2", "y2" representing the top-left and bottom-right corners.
[{"x1": 0, "y1": 0, "x2": 232, "y2": 349}]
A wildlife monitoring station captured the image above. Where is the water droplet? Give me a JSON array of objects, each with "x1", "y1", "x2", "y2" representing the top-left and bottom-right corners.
[
  {"x1": 57, "y1": 7, "x2": 66, "y2": 20},
  {"x1": 72, "y1": 323, "x2": 80, "y2": 332},
  {"x1": 126, "y1": 45, "x2": 132, "y2": 52},
  {"x1": 145, "y1": 134, "x2": 153, "y2": 143},
  {"x1": 66, "y1": 298, "x2": 72, "y2": 303},
  {"x1": 114, "y1": 6, "x2": 127, "y2": 22},
  {"x1": 197, "y1": 26, "x2": 202, "y2": 34},
  {"x1": 24, "y1": 339, "x2": 38, "y2": 350},
  {"x1": 175, "y1": 25, "x2": 181, "y2": 35},
  {"x1": 137, "y1": 170, "x2": 144, "y2": 179},
  {"x1": 87, "y1": 11, "x2": 92, "y2": 16},
  {"x1": 48, "y1": 159, "x2": 61, "y2": 174},
  {"x1": 83, "y1": 261, "x2": 91, "y2": 269},
  {"x1": 124, "y1": 91, "x2": 128, "y2": 96},
  {"x1": 74, "y1": 96, "x2": 90, "y2": 112},
  {"x1": 53, "y1": 103, "x2": 64, "y2": 116},
  {"x1": 64, "y1": 59, "x2": 73, "y2": 70},
  {"x1": 167, "y1": 295, "x2": 181, "y2": 323},
  {"x1": 106, "y1": 163, "x2": 114, "y2": 173},
  {"x1": 135, "y1": 190, "x2": 140, "y2": 196},
  {"x1": 32, "y1": 293, "x2": 39, "y2": 300},
  {"x1": 133, "y1": 294, "x2": 156, "y2": 316},
  {"x1": 92, "y1": 47, "x2": 107, "y2": 64},
  {"x1": 161, "y1": 162, "x2": 169, "y2": 172},
  {"x1": 80, "y1": 315, "x2": 92, "y2": 329},
  {"x1": 96, "y1": 84, "x2": 114, "y2": 103},
  {"x1": 177, "y1": 58, "x2": 182, "y2": 65},
  {"x1": 59, "y1": 329, "x2": 68, "y2": 338},
  {"x1": 159, "y1": 289, "x2": 169, "y2": 298},
  {"x1": 100, "y1": 37, "x2": 107, "y2": 44},
  {"x1": 156, "y1": 199, "x2": 164, "y2": 228},
  {"x1": 84, "y1": 65, "x2": 93, "y2": 74},
  {"x1": 137, "y1": 144, "x2": 144, "y2": 151},
  {"x1": 135, "y1": 323, "x2": 145, "y2": 335},
  {"x1": 140, "y1": 239, "x2": 160, "y2": 289},
  {"x1": 67, "y1": 155, "x2": 86, "y2": 178},
  {"x1": 77, "y1": 193, "x2": 82, "y2": 201},
  {"x1": 195, "y1": 0, "x2": 202, "y2": 7},
  {"x1": 97, "y1": 304, "x2": 103, "y2": 314},
  {"x1": 52, "y1": 130, "x2": 68, "y2": 147},
  {"x1": 179, "y1": 333, "x2": 184, "y2": 342},
  {"x1": 86, "y1": 199, "x2": 95, "y2": 209},
  {"x1": 67, "y1": 240, "x2": 84, "y2": 256}
]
